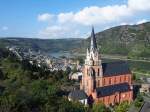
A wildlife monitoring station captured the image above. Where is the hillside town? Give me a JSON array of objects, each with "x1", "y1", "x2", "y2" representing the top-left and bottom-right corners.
[{"x1": 7, "y1": 46, "x2": 82, "y2": 72}]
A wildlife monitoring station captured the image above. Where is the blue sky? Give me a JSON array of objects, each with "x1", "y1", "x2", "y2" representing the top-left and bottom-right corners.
[{"x1": 0, "y1": 0, "x2": 150, "y2": 39}]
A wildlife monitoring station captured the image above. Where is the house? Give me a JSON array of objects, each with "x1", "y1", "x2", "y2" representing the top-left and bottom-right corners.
[
  {"x1": 146, "y1": 78, "x2": 150, "y2": 83},
  {"x1": 69, "y1": 27, "x2": 133, "y2": 106},
  {"x1": 140, "y1": 84, "x2": 150, "y2": 93},
  {"x1": 68, "y1": 90, "x2": 88, "y2": 105},
  {"x1": 69, "y1": 72, "x2": 83, "y2": 81}
]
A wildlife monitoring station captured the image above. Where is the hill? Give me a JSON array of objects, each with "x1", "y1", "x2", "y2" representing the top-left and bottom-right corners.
[
  {"x1": 0, "y1": 22, "x2": 150, "y2": 58},
  {"x1": 82, "y1": 22, "x2": 150, "y2": 58},
  {"x1": 0, "y1": 38, "x2": 83, "y2": 52}
]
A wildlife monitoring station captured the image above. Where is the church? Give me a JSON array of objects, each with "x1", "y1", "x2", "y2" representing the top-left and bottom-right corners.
[{"x1": 68, "y1": 27, "x2": 133, "y2": 106}]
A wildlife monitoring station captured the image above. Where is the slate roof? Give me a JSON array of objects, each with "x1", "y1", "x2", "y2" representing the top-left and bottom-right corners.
[
  {"x1": 68, "y1": 90, "x2": 88, "y2": 100},
  {"x1": 102, "y1": 61, "x2": 131, "y2": 77},
  {"x1": 140, "y1": 102, "x2": 150, "y2": 112},
  {"x1": 96, "y1": 83, "x2": 130, "y2": 97}
]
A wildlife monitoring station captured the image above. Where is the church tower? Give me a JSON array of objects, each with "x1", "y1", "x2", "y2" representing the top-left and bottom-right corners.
[{"x1": 81, "y1": 27, "x2": 103, "y2": 96}]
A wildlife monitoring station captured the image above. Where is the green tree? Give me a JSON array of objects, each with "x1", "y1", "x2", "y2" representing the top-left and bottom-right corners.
[
  {"x1": 58, "y1": 98, "x2": 85, "y2": 112},
  {"x1": 132, "y1": 73, "x2": 137, "y2": 81},
  {"x1": 92, "y1": 102, "x2": 107, "y2": 112},
  {"x1": 114, "y1": 101, "x2": 130, "y2": 112},
  {"x1": 134, "y1": 93, "x2": 144, "y2": 108}
]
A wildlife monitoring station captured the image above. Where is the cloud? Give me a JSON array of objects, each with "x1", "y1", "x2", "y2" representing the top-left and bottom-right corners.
[
  {"x1": 38, "y1": 13, "x2": 54, "y2": 22},
  {"x1": 120, "y1": 22, "x2": 135, "y2": 25},
  {"x1": 1, "y1": 26, "x2": 8, "y2": 31},
  {"x1": 73, "y1": 5, "x2": 130, "y2": 25},
  {"x1": 38, "y1": 0, "x2": 150, "y2": 38},
  {"x1": 128, "y1": 0, "x2": 150, "y2": 11},
  {"x1": 56, "y1": 0, "x2": 150, "y2": 26},
  {"x1": 136, "y1": 19, "x2": 147, "y2": 24},
  {"x1": 38, "y1": 25, "x2": 82, "y2": 39},
  {"x1": 56, "y1": 5, "x2": 130, "y2": 26},
  {"x1": 58, "y1": 12, "x2": 74, "y2": 24},
  {"x1": 39, "y1": 26, "x2": 67, "y2": 37}
]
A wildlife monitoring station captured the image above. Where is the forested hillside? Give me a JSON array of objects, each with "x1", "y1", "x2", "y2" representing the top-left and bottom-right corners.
[
  {"x1": 83, "y1": 22, "x2": 150, "y2": 58},
  {"x1": 0, "y1": 22, "x2": 150, "y2": 58}
]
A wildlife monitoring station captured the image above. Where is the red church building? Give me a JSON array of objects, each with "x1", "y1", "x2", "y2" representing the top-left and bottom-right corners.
[{"x1": 69, "y1": 27, "x2": 133, "y2": 106}]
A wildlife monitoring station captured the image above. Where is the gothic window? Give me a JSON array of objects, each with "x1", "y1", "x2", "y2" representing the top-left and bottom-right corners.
[
  {"x1": 126, "y1": 75, "x2": 129, "y2": 82},
  {"x1": 108, "y1": 96, "x2": 110, "y2": 104},
  {"x1": 109, "y1": 78, "x2": 111, "y2": 85},
  {"x1": 98, "y1": 80, "x2": 100, "y2": 86},
  {"x1": 87, "y1": 69, "x2": 88, "y2": 75},
  {"x1": 103, "y1": 79, "x2": 105, "y2": 85},
  {"x1": 98, "y1": 68, "x2": 99, "y2": 76},
  {"x1": 120, "y1": 76, "x2": 121, "y2": 82},
  {"x1": 124, "y1": 76, "x2": 126, "y2": 82},
  {"x1": 114, "y1": 77, "x2": 116, "y2": 84},
  {"x1": 88, "y1": 67, "x2": 96, "y2": 77}
]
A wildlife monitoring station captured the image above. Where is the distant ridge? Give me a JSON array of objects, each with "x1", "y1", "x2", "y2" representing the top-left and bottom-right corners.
[
  {"x1": 0, "y1": 22, "x2": 150, "y2": 58},
  {"x1": 82, "y1": 22, "x2": 150, "y2": 58}
]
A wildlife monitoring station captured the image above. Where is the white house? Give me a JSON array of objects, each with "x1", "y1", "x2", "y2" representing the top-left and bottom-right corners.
[{"x1": 70, "y1": 72, "x2": 83, "y2": 80}]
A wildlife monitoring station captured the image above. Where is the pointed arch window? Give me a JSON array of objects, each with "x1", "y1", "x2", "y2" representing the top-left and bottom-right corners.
[
  {"x1": 103, "y1": 79, "x2": 105, "y2": 85},
  {"x1": 114, "y1": 77, "x2": 116, "y2": 84},
  {"x1": 98, "y1": 80, "x2": 100, "y2": 86},
  {"x1": 109, "y1": 78, "x2": 111, "y2": 85},
  {"x1": 87, "y1": 69, "x2": 88, "y2": 75}
]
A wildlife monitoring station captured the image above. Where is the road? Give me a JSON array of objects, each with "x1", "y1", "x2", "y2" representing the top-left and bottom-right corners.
[
  {"x1": 132, "y1": 71, "x2": 150, "y2": 76},
  {"x1": 101, "y1": 54, "x2": 150, "y2": 63},
  {"x1": 74, "y1": 53, "x2": 150, "y2": 63}
]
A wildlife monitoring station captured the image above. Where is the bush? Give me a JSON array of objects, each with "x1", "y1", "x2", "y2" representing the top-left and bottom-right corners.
[
  {"x1": 114, "y1": 101, "x2": 130, "y2": 112},
  {"x1": 92, "y1": 102, "x2": 107, "y2": 112},
  {"x1": 134, "y1": 93, "x2": 144, "y2": 108}
]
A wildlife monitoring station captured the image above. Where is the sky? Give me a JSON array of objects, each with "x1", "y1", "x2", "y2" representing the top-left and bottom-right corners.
[{"x1": 0, "y1": 0, "x2": 150, "y2": 39}]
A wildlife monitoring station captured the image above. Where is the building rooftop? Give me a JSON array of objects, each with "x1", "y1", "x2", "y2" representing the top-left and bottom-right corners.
[
  {"x1": 96, "y1": 83, "x2": 130, "y2": 97},
  {"x1": 68, "y1": 90, "x2": 88, "y2": 100},
  {"x1": 102, "y1": 61, "x2": 131, "y2": 77}
]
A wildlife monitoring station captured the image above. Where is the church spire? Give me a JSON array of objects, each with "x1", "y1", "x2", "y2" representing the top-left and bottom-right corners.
[
  {"x1": 90, "y1": 26, "x2": 97, "y2": 51},
  {"x1": 85, "y1": 26, "x2": 101, "y2": 66}
]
